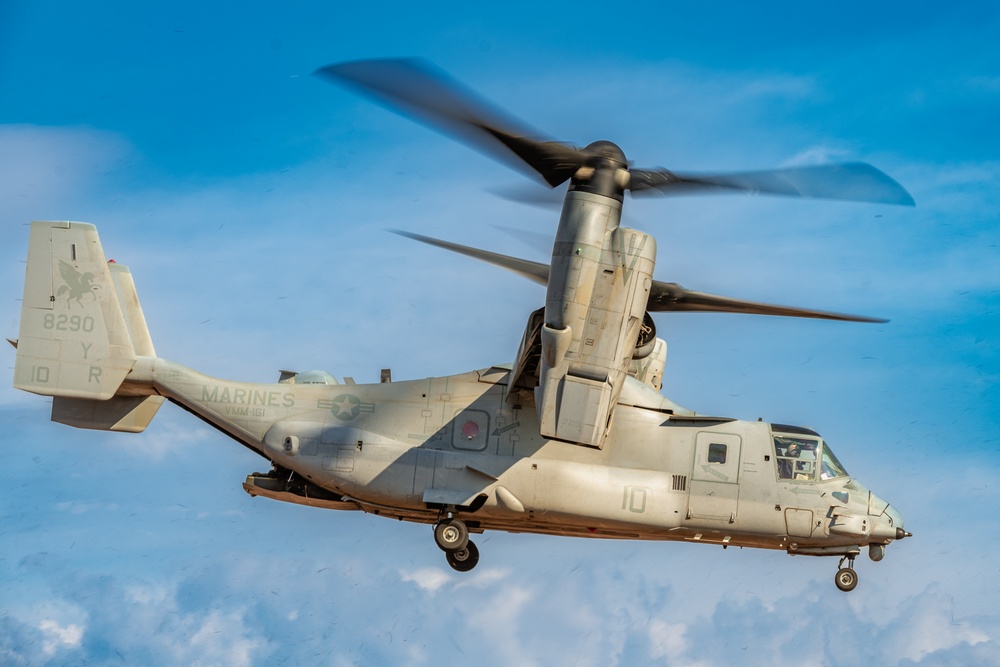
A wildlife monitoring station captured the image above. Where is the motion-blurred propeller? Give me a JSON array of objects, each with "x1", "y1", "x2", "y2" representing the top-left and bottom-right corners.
[
  {"x1": 317, "y1": 58, "x2": 914, "y2": 205},
  {"x1": 392, "y1": 230, "x2": 887, "y2": 323}
]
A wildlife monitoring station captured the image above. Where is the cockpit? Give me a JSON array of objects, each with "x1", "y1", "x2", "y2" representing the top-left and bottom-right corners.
[{"x1": 773, "y1": 430, "x2": 849, "y2": 482}]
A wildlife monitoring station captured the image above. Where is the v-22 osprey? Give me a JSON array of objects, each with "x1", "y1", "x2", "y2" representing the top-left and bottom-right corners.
[{"x1": 11, "y1": 59, "x2": 913, "y2": 592}]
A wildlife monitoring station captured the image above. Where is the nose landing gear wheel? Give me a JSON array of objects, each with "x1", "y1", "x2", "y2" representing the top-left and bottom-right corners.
[
  {"x1": 835, "y1": 551, "x2": 860, "y2": 592},
  {"x1": 835, "y1": 567, "x2": 858, "y2": 592},
  {"x1": 434, "y1": 517, "x2": 469, "y2": 552},
  {"x1": 446, "y1": 540, "x2": 479, "y2": 572}
]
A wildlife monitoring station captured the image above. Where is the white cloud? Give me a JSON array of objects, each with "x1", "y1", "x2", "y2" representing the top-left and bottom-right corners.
[
  {"x1": 453, "y1": 566, "x2": 511, "y2": 589},
  {"x1": 37, "y1": 619, "x2": 83, "y2": 656},
  {"x1": 466, "y1": 585, "x2": 535, "y2": 665},
  {"x1": 105, "y1": 408, "x2": 217, "y2": 462},
  {"x1": 124, "y1": 581, "x2": 172, "y2": 606},
  {"x1": 184, "y1": 610, "x2": 266, "y2": 667},
  {"x1": 3, "y1": 567, "x2": 274, "y2": 667},
  {"x1": 882, "y1": 586, "x2": 991, "y2": 662},
  {"x1": 3, "y1": 514, "x2": 999, "y2": 667},
  {"x1": 399, "y1": 566, "x2": 451, "y2": 593},
  {"x1": 648, "y1": 619, "x2": 689, "y2": 659},
  {"x1": 0, "y1": 125, "x2": 136, "y2": 244}
]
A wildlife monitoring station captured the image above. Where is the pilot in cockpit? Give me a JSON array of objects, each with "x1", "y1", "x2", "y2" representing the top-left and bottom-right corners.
[{"x1": 778, "y1": 441, "x2": 800, "y2": 479}]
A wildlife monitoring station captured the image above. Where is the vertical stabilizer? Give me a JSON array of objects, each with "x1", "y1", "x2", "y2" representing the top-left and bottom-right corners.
[
  {"x1": 109, "y1": 262, "x2": 156, "y2": 357},
  {"x1": 14, "y1": 221, "x2": 137, "y2": 400}
]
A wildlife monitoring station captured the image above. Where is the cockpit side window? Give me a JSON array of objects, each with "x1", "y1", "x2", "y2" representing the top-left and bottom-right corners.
[{"x1": 774, "y1": 435, "x2": 819, "y2": 481}]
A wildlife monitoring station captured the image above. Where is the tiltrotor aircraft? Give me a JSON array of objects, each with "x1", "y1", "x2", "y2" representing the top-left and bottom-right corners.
[{"x1": 12, "y1": 59, "x2": 913, "y2": 592}]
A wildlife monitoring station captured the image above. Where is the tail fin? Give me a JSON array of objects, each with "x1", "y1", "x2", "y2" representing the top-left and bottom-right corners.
[{"x1": 14, "y1": 221, "x2": 163, "y2": 432}]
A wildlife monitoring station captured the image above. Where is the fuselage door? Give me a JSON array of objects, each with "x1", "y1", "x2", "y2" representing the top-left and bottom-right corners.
[{"x1": 687, "y1": 431, "x2": 742, "y2": 522}]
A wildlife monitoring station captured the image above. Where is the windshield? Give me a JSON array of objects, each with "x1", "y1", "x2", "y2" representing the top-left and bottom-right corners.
[
  {"x1": 820, "y1": 442, "x2": 849, "y2": 480},
  {"x1": 774, "y1": 434, "x2": 849, "y2": 481}
]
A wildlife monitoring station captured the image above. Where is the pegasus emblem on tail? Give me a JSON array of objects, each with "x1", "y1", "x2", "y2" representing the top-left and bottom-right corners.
[{"x1": 56, "y1": 259, "x2": 98, "y2": 307}]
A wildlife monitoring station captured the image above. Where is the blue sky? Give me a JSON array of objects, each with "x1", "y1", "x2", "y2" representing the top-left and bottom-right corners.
[{"x1": 2, "y1": 1, "x2": 999, "y2": 665}]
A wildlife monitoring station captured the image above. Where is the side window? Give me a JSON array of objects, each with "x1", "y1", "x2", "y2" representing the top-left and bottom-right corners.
[
  {"x1": 774, "y1": 436, "x2": 818, "y2": 481},
  {"x1": 707, "y1": 442, "x2": 727, "y2": 464}
]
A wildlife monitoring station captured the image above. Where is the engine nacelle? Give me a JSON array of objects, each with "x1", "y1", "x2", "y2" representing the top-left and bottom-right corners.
[{"x1": 537, "y1": 196, "x2": 657, "y2": 447}]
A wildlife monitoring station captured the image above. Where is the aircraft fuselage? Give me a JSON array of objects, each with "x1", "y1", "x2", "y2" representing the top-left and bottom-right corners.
[{"x1": 122, "y1": 358, "x2": 903, "y2": 557}]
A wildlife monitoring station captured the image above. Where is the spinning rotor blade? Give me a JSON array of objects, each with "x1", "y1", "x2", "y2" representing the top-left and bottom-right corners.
[
  {"x1": 629, "y1": 162, "x2": 915, "y2": 206},
  {"x1": 391, "y1": 230, "x2": 549, "y2": 286},
  {"x1": 320, "y1": 58, "x2": 914, "y2": 206},
  {"x1": 316, "y1": 58, "x2": 587, "y2": 187},
  {"x1": 488, "y1": 183, "x2": 565, "y2": 208},
  {"x1": 394, "y1": 231, "x2": 887, "y2": 323},
  {"x1": 647, "y1": 283, "x2": 888, "y2": 322}
]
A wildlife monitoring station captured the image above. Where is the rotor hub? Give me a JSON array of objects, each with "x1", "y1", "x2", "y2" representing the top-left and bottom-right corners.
[
  {"x1": 570, "y1": 140, "x2": 629, "y2": 201},
  {"x1": 583, "y1": 140, "x2": 627, "y2": 166}
]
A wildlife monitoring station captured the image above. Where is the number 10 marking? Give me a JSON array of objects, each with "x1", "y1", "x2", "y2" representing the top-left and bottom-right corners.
[{"x1": 622, "y1": 486, "x2": 649, "y2": 514}]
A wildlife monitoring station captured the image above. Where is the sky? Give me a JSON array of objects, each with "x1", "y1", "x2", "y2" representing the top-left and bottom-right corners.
[{"x1": 1, "y1": 1, "x2": 999, "y2": 665}]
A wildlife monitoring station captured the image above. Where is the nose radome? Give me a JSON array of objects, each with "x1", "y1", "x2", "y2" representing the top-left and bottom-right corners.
[
  {"x1": 871, "y1": 503, "x2": 908, "y2": 541},
  {"x1": 886, "y1": 505, "x2": 912, "y2": 540},
  {"x1": 885, "y1": 504, "x2": 903, "y2": 529}
]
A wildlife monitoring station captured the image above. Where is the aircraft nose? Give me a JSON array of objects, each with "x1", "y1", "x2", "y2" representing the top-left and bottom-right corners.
[
  {"x1": 886, "y1": 504, "x2": 912, "y2": 540},
  {"x1": 872, "y1": 503, "x2": 911, "y2": 541}
]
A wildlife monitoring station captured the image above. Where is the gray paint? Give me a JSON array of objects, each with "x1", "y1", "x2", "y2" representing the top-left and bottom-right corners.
[{"x1": 13, "y1": 221, "x2": 908, "y2": 590}]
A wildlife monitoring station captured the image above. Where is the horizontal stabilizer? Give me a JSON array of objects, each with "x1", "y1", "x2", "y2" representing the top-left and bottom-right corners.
[{"x1": 52, "y1": 395, "x2": 165, "y2": 433}]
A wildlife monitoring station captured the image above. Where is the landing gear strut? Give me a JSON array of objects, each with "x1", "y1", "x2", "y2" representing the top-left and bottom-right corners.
[
  {"x1": 433, "y1": 515, "x2": 481, "y2": 572},
  {"x1": 835, "y1": 553, "x2": 859, "y2": 592}
]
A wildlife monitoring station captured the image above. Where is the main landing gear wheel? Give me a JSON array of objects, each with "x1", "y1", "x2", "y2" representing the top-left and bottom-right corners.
[
  {"x1": 835, "y1": 552, "x2": 860, "y2": 592},
  {"x1": 835, "y1": 568, "x2": 858, "y2": 592},
  {"x1": 434, "y1": 517, "x2": 469, "y2": 552},
  {"x1": 446, "y1": 540, "x2": 479, "y2": 572}
]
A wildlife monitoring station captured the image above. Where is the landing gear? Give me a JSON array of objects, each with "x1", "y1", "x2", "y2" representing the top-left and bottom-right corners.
[
  {"x1": 434, "y1": 517, "x2": 469, "y2": 552},
  {"x1": 446, "y1": 540, "x2": 479, "y2": 572},
  {"x1": 433, "y1": 515, "x2": 480, "y2": 572},
  {"x1": 835, "y1": 553, "x2": 859, "y2": 592}
]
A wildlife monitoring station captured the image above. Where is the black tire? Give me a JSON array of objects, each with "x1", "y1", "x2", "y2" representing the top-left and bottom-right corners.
[
  {"x1": 835, "y1": 567, "x2": 858, "y2": 592},
  {"x1": 446, "y1": 540, "x2": 480, "y2": 572},
  {"x1": 434, "y1": 518, "x2": 469, "y2": 552}
]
